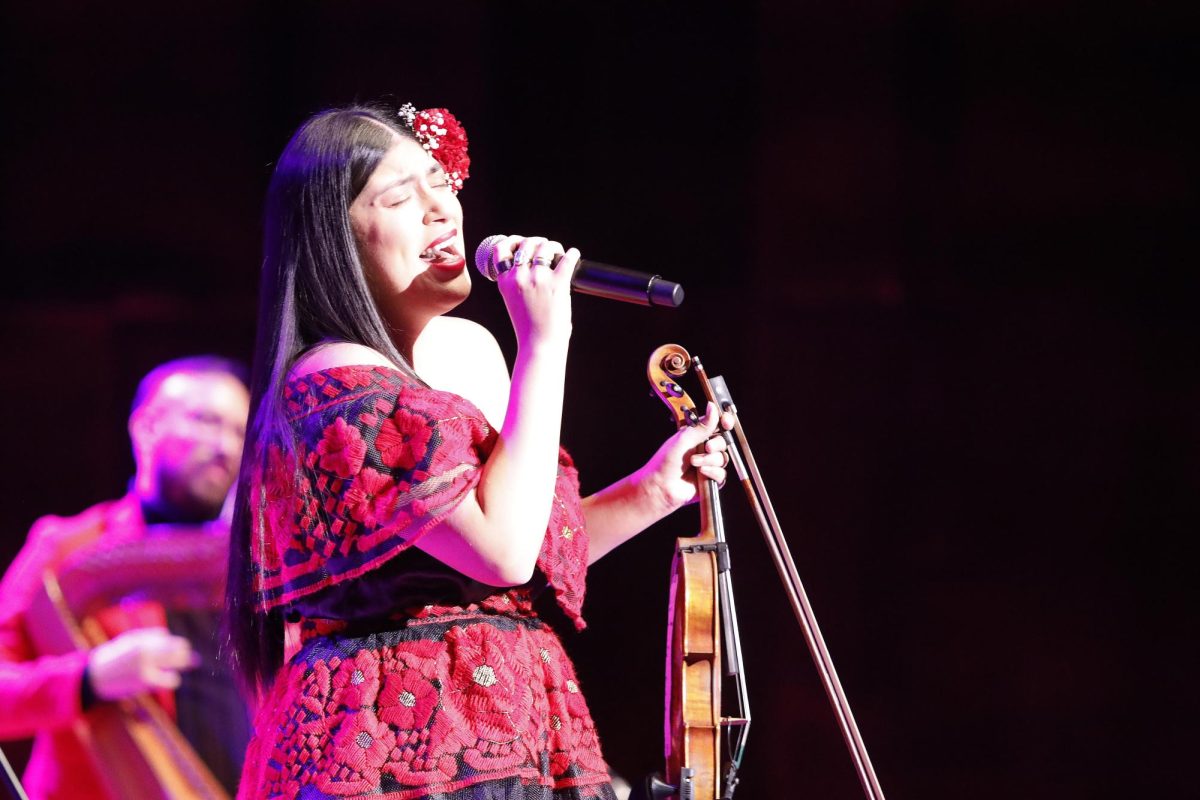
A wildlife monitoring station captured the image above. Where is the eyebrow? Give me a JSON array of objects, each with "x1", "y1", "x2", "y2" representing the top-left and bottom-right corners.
[{"x1": 371, "y1": 163, "x2": 445, "y2": 202}]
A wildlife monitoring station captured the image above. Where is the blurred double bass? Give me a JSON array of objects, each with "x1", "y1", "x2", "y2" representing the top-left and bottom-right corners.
[
  {"x1": 25, "y1": 526, "x2": 231, "y2": 800},
  {"x1": 644, "y1": 344, "x2": 886, "y2": 800}
]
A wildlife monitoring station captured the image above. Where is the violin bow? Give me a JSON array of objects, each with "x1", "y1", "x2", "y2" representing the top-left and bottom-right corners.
[{"x1": 692, "y1": 355, "x2": 887, "y2": 800}]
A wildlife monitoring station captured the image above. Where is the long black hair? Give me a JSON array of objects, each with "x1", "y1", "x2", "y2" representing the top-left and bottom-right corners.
[{"x1": 225, "y1": 104, "x2": 421, "y2": 693}]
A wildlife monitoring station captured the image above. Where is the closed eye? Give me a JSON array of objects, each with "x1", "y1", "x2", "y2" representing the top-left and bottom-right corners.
[{"x1": 380, "y1": 166, "x2": 450, "y2": 206}]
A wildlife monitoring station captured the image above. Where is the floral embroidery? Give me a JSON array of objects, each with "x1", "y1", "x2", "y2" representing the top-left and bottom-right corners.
[
  {"x1": 254, "y1": 367, "x2": 555, "y2": 613},
  {"x1": 320, "y1": 708, "x2": 397, "y2": 795},
  {"x1": 375, "y1": 406, "x2": 433, "y2": 470},
  {"x1": 245, "y1": 618, "x2": 612, "y2": 799},
  {"x1": 317, "y1": 416, "x2": 368, "y2": 478},
  {"x1": 446, "y1": 624, "x2": 534, "y2": 745},
  {"x1": 378, "y1": 668, "x2": 438, "y2": 730},
  {"x1": 387, "y1": 638, "x2": 448, "y2": 681},
  {"x1": 251, "y1": 366, "x2": 590, "y2": 628},
  {"x1": 331, "y1": 650, "x2": 382, "y2": 711},
  {"x1": 242, "y1": 365, "x2": 609, "y2": 798},
  {"x1": 344, "y1": 468, "x2": 400, "y2": 530}
]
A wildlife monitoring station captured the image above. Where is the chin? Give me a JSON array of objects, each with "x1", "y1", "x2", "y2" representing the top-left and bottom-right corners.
[
  {"x1": 188, "y1": 489, "x2": 230, "y2": 518},
  {"x1": 425, "y1": 271, "x2": 472, "y2": 312}
]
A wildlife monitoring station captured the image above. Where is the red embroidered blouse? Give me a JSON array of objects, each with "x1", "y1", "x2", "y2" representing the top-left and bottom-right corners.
[{"x1": 238, "y1": 365, "x2": 614, "y2": 800}]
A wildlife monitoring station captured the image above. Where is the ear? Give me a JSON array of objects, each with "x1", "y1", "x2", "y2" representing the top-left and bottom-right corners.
[
  {"x1": 128, "y1": 407, "x2": 160, "y2": 457},
  {"x1": 128, "y1": 409, "x2": 147, "y2": 441}
]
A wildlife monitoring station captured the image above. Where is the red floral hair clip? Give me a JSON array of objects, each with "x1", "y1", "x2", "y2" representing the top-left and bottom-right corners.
[{"x1": 399, "y1": 103, "x2": 471, "y2": 192}]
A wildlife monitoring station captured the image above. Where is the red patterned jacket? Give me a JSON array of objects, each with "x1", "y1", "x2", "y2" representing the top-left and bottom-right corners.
[{"x1": 0, "y1": 494, "x2": 171, "y2": 800}]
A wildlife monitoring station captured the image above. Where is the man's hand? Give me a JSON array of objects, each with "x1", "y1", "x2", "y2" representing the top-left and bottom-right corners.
[{"x1": 87, "y1": 627, "x2": 198, "y2": 701}]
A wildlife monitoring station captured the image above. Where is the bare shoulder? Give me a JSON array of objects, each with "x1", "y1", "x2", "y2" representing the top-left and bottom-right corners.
[
  {"x1": 289, "y1": 342, "x2": 393, "y2": 379},
  {"x1": 423, "y1": 316, "x2": 503, "y2": 355},
  {"x1": 417, "y1": 317, "x2": 510, "y2": 426}
]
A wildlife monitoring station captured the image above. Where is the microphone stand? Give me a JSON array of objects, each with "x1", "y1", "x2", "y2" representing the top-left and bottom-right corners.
[{"x1": 693, "y1": 357, "x2": 887, "y2": 800}]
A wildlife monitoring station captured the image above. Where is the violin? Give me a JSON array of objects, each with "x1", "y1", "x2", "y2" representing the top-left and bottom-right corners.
[
  {"x1": 645, "y1": 343, "x2": 886, "y2": 800},
  {"x1": 647, "y1": 344, "x2": 749, "y2": 800}
]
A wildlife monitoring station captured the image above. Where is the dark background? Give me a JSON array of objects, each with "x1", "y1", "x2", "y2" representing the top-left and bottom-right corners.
[{"x1": 2, "y1": 2, "x2": 1195, "y2": 797}]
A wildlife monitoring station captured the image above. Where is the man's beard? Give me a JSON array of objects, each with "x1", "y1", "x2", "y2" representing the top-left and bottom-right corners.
[{"x1": 150, "y1": 465, "x2": 232, "y2": 524}]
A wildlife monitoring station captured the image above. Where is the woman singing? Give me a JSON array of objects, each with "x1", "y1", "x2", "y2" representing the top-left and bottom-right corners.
[{"x1": 226, "y1": 102, "x2": 729, "y2": 799}]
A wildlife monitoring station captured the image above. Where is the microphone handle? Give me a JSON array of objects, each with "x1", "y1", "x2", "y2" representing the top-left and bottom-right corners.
[{"x1": 564, "y1": 258, "x2": 686, "y2": 308}]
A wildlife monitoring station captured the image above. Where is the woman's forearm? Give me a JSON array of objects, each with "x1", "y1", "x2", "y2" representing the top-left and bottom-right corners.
[
  {"x1": 581, "y1": 405, "x2": 731, "y2": 565},
  {"x1": 419, "y1": 341, "x2": 568, "y2": 585},
  {"x1": 582, "y1": 470, "x2": 677, "y2": 565}
]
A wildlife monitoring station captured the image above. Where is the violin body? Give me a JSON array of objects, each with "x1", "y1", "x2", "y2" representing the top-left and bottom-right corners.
[{"x1": 665, "y1": 535, "x2": 721, "y2": 800}]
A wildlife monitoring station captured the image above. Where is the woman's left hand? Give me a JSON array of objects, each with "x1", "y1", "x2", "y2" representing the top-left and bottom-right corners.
[
  {"x1": 582, "y1": 402, "x2": 737, "y2": 564},
  {"x1": 638, "y1": 402, "x2": 734, "y2": 513}
]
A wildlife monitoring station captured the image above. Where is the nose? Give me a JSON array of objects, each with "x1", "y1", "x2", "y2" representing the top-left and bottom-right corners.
[{"x1": 421, "y1": 184, "x2": 455, "y2": 226}]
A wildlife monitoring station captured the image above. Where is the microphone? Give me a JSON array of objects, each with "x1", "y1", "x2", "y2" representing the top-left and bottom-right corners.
[{"x1": 473, "y1": 234, "x2": 685, "y2": 308}]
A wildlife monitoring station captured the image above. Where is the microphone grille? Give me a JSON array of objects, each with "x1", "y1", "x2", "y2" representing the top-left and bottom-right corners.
[{"x1": 473, "y1": 234, "x2": 508, "y2": 281}]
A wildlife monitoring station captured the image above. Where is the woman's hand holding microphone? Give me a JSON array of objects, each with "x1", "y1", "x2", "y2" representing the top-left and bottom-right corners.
[{"x1": 477, "y1": 235, "x2": 580, "y2": 351}]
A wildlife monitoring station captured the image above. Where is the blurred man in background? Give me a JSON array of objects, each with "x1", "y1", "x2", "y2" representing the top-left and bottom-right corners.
[{"x1": 0, "y1": 355, "x2": 251, "y2": 799}]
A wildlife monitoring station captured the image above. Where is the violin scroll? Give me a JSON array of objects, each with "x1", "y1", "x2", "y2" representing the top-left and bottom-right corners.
[{"x1": 648, "y1": 344, "x2": 701, "y2": 430}]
